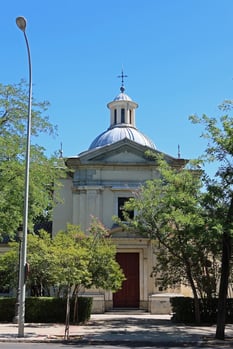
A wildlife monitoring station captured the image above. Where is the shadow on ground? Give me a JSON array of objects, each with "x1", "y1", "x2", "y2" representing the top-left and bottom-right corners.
[{"x1": 63, "y1": 317, "x2": 207, "y2": 346}]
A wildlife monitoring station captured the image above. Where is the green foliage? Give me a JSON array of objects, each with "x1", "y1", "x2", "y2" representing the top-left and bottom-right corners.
[
  {"x1": 77, "y1": 297, "x2": 93, "y2": 324},
  {"x1": 171, "y1": 297, "x2": 195, "y2": 323},
  {"x1": 52, "y1": 222, "x2": 125, "y2": 293},
  {"x1": 25, "y1": 297, "x2": 65, "y2": 323},
  {"x1": 0, "y1": 80, "x2": 63, "y2": 240},
  {"x1": 0, "y1": 223, "x2": 125, "y2": 297},
  {"x1": 171, "y1": 297, "x2": 233, "y2": 324},
  {"x1": 0, "y1": 297, "x2": 92, "y2": 323},
  {"x1": 190, "y1": 104, "x2": 233, "y2": 339},
  {"x1": 27, "y1": 231, "x2": 55, "y2": 296},
  {"x1": 85, "y1": 218, "x2": 125, "y2": 291},
  {"x1": 0, "y1": 298, "x2": 15, "y2": 322},
  {"x1": 119, "y1": 154, "x2": 220, "y2": 299},
  {"x1": 0, "y1": 243, "x2": 18, "y2": 290},
  {"x1": 51, "y1": 226, "x2": 91, "y2": 290},
  {"x1": 0, "y1": 232, "x2": 56, "y2": 295}
]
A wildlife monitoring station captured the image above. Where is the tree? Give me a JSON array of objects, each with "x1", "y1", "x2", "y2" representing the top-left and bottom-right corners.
[
  {"x1": 190, "y1": 107, "x2": 233, "y2": 340},
  {"x1": 118, "y1": 154, "x2": 221, "y2": 323},
  {"x1": 51, "y1": 226, "x2": 91, "y2": 339},
  {"x1": 71, "y1": 218, "x2": 125, "y2": 323},
  {"x1": 0, "y1": 223, "x2": 125, "y2": 296},
  {"x1": 52, "y1": 222, "x2": 125, "y2": 335},
  {"x1": 0, "y1": 222, "x2": 125, "y2": 339},
  {"x1": 0, "y1": 243, "x2": 18, "y2": 292},
  {"x1": 0, "y1": 80, "x2": 62, "y2": 240},
  {"x1": 83, "y1": 217, "x2": 125, "y2": 292},
  {"x1": 26, "y1": 231, "x2": 54, "y2": 296},
  {"x1": 0, "y1": 231, "x2": 56, "y2": 296}
]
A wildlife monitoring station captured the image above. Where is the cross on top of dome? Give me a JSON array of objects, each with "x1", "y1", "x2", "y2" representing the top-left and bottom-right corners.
[{"x1": 117, "y1": 69, "x2": 128, "y2": 93}]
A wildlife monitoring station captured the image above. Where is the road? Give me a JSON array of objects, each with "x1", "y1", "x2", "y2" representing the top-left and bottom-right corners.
[{"x1": 1, "y1": 343, "x2": 233, "y2": 349}]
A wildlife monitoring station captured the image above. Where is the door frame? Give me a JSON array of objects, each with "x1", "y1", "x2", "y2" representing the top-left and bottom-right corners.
[{"x1": 113, "y1": 252, "x2": 140, "y2": 308}]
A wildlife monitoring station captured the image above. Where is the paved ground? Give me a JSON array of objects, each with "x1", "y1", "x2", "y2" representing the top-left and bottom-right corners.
[{"x1": 0, "y1": 313, "x2": 233, "y2": 346}]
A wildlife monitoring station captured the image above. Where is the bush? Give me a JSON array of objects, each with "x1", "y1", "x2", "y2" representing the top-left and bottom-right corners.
[
  {"x1": 0, "y1": 298, "x2": 15, "y2": 322},
  {"x1": 25, "y1": 297, "x2": 66, "y2": 322},
  {"x1": 0, "y1": 296, "x2": 92, "y2": 323},
  {"x1": 171, "y1": 297, "x2": 233, "y2": 324},
  {"x1": 77, "y1": 297, "x2": 92, "y2": 323}
]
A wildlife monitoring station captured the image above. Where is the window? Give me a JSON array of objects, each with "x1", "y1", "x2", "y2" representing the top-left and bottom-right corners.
[
  {"x1": 121, "y1": 108, "x2": 125, "y2": 123},
  {"x1": 129, "y1": 109, "x2": 132, "y2": 124},
  {"x1": 118, "y1": 197, "x2": 134, "y2": 221},
  {"x1": 114, "y1": 109, "x2": 117, "y2": 124}
]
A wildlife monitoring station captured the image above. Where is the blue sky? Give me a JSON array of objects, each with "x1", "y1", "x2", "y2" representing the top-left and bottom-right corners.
[{"x1": 1, "y1": 0, "x2": 233, "y2": 173}]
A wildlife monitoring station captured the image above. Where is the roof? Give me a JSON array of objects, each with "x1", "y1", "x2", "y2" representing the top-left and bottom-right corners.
[
  {"x1": 113, "y1": 92, "x2": 132, "y2": 101},
  {"x1": 89, "y1": 124, "x2": 156, "y2": 150}
]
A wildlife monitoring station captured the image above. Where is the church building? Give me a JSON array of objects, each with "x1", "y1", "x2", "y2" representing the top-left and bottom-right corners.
[{"x1": 52, "y1": 75, "x2": 188, "y2": 313}]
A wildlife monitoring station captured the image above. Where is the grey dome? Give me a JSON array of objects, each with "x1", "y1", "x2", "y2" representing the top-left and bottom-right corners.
[
  {"x1": 113, "y1": 92, "x2": 132, "y2": 101},
  {"x1": 88, "y1": 81, "x2": 156, "y2": 151},
  {"x1": 89, "y1": 124, "x2": 156, "y2": 150}
]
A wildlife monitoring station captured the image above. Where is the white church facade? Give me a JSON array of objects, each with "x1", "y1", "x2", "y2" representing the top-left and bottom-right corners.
[{"x1": 52, "y1": 78, "x2": 189, "y2": 313}]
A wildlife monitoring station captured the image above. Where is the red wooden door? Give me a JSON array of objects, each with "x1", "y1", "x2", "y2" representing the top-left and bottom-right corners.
[{"x1": 113, "y1": 252, "x2": 139, "y2": 308}]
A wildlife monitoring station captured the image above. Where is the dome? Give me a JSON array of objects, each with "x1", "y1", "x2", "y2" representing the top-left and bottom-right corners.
[
  {"x1": 89, "y1": 125, "x2": 156, "y2": 150},
  {"x1": 113, "y1": 92, "x2": 132, "y2": 101},
  {"x1": 88, "y1": 75, "x2": 156, "y2": 151}
]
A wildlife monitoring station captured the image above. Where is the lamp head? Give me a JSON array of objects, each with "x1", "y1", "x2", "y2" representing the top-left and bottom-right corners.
[
  {"x1": 17, "y1": 225, "x2": 23, "y2": 240},
  {"x1": 16, "y1": 17, "x2": 27, "y2": 32}
]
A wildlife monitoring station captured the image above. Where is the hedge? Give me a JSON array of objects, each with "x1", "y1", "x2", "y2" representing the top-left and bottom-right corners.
[
  {"x1": 171, "y1": 297, "x2": 233, "y2": 324},
  {"x1": 0, "y1": 298, "x2": 15, "y2": 322},
  {"x1": 0, "y1": 296, "x2": 92, "y2": 324}
]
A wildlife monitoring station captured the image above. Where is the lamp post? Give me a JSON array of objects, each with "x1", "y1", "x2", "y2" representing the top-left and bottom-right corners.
[
  {"x1": 16, "y1": 16, "x2": 32, "y2": 338},
  {"x1": 13, "y1": 227, "x2": 23, "y2": 324}
]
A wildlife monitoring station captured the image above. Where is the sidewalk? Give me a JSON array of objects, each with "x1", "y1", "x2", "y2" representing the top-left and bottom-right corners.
[{"x1": 0, "y1": 313, "x2": 233, "y2": 346}]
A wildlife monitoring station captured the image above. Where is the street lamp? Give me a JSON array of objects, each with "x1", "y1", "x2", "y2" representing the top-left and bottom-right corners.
[
  {"x1": 16, "y1": 16, "x2": 32, "y2": 338},
  {"x1": 13, "y1": 227, "x2": 23, "y2": 324}
]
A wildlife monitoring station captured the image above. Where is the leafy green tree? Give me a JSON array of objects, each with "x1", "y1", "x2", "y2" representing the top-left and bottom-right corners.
[
  {"x1": 0, "y1": 243, "x2": 18, "y2": 291},
  {"x1": 26, "y1": 231, "x2": 54, "y2": 296},
  {"x1": 118, "y1": 154, "x2": 221, "y2": 323},
  {"x1": 0, "y1": 223, "x2": 125, "y2": 297},
  {"x1": 50, "y1": 226, "x2": 91, "y2": 339},
  {"x1": 190, "y1": 105, "x2": 233, "y2": 340},
  {"x1": 0, "y1": 232, "x2": 55, "y2": 296},
  {"x1": 0, "y1": 80, "x2": 62, "y2": 240},
  {"x1": 0, "y1": 222, "x2": 125, "y2": 338},
  {"x1": 84, "y1": 217, "x2": 125, "y2": 292},
  {"x1": 51, "y1": 226, "x2": 92, "y2": 290},
  {"x1": 71, "y1": 218, "x2": 125, "y2": 323},
  {"x1": 49, "y1": 223, "x2": 125, "y2": 338}
]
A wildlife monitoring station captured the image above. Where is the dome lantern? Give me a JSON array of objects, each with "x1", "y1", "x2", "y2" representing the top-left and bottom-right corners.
[{"x1": 88, "y1": 72, "x2": 156, "y2": 150}]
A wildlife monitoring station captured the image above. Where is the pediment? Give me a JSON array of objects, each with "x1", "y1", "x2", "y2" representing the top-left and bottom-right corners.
[
  {"x1": 65, "y1": 139, "x2": 188, "y2": 168},
  {"x1": 79, "y1": 139, "x2": 155, "y2": 164}
]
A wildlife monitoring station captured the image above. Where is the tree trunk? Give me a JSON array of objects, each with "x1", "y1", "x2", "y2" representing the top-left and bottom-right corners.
[
  {"x1": 186, "y1": 262, "x2": 201, "y2": 323},
  {"x1": 73, "y1": 288, "x2": 79, "y2": 324},
  {"x1": 215, "y1": 196, "x2": 233, "y2": 340},
  {"x1": 64, "y1": 285, "x2": 71, "y2": 340}
]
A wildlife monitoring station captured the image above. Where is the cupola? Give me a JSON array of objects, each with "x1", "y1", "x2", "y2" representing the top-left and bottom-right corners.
[{"x1": 88, "y1": 72, "x2": 156, "y2": 150}]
